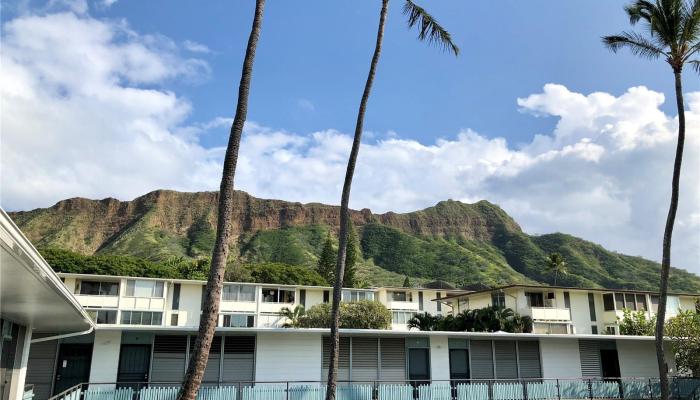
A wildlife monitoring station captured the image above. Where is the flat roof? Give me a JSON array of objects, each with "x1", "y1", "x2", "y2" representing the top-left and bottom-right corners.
[
  {"x1": 437, "y1": 284, "x2": 700, "y2": 301},
  {"x1": 57, "y1": 272, "x2": 462, "y2": 292}
]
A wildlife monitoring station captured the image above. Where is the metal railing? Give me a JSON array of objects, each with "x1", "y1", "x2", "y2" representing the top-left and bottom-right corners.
[{"x1": 47, "y1": 378, "x2": 700, "y2": 400}]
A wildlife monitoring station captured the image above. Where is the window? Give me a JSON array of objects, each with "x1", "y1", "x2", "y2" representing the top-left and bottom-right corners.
[
  {"x1": 603, "y1": 293, "x2": 615, "y2": 311},
  {"x1": 342, "y1": 290, "x2": 375, "y2": 302},
  {"x1": 605, "y1": 325, "x2": 617, "y2": 335},
  {"x1": 261, "y1": 288, "x2": 295, "y2": 303},
  {"x1": 222, "y1": 285, "x2": 256, "y2": 302},
  {"x1": 615, "y1": 293, "x2": 625, "y2": 310},
  {"x1": 125, "y1": 280, "x2": 164, "y2": 298},
  {"x1": 491, "y1": 291, "x2": 506, "y2": 308},
  {"x1": 391, "y1": 310, "x2": 416, "y2": 325},
  {"x1": 588, "y1": 293, "x2": 597, "y2": 322},
  {"x1": 545, "y1": 292, "x2": 556, "y2": 307},
  {"x1": 120, "y1": 311, "x2": 163, "y2": 325},
  {"x1": 636, "y1": 294, "x2": 647, "y2": 311},
  {"x1": 222, "y1": 314, "x2": 255, "y2": 328},
  {"x1": 650, "y1": 295, "x2": 659, "y2": 313},
  {"x1": 436, "y1": 292, "x2": 442, "y2": 312},
  {"x1": 564, "y1": 292, "x2": 571, "y2": 309},
  {"x1": 625, "y1": 294, "x2": 637, "y2": 311},
  {"x1": 591, "y1": 326, "x2": 598, "y2": 334},
  {"x1": 78, "y1": 280, "x2": 119, "y2": 296},
  {"x1": 391, "y1": 291, "x2": 412, "y2": 302},
  {"x1": 170, "y1": 313, "x2": 179, "y2": 326},
  {"x1": 86, "y1": 309, "x2": 117, "y2": 324},
  {"x1": 526, "y1": 292, "x2": 545, "y2": 307},
  {"x1": 172, "y1": 283, "x2": 181, "y2": 310},
  {"x1": 323, "y1": 290, "x2": 330, "y2": 303}
]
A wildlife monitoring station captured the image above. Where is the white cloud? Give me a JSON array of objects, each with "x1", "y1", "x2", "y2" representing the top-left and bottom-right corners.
[
  {"x1": 1, "y1": 11, "x2": 698, "y2": 273},
  {"x1": 183, "y1": 40, "x2": 210, "y2": 54},
  {"x1": 297, "y1": 98, "x2": 315, "y2": 113}
]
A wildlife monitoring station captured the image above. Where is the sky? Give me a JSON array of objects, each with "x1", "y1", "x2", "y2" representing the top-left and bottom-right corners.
[{"x1": 1, "y1": 0, "x2": 699, "y2": 274}]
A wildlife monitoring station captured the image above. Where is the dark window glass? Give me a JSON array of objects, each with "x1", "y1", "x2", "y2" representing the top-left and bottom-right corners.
[
  {"x1": 300, "y1": 289, "x2": 306, "y2": 307},
  {"x1": 323, "y1": 290, "x2": 330, "y2": 303},
  {"x1": 437, "y1": 292, "x2": 442, "y2": 312},
  {"x1": 564, "y1": 292, "x2": 571, "y2": 309},
  {"x1": 418, "y1": 292, "x2": 424, "y2": 310},
  {"x1": 172, "y1": 283, "x2": 181, "y2": 310},
  {"x1": 615, "y1": 293, "x2": 625, "y2": 310},
  {"x1": 603, "y1": 293, "x2": 615, "y2": 311},
  {"x1": 491, "y1": 292, "x2": 506, "y2": 308},
  {"x1": 408, "y1": 348, "x2": 430, "y2": 381},
  {"x1": 262, "y1": 289, "x2": 278, "y2": 302},
  {"x1": 526, "y1": 292, "x2": 545, "y2": 307},
  {"x1": 625, "y1": 294, "x2": 637, "y2": 311},
  {"x1": 636, "y1": 294, "x2": 647, "y2": 311},
  {"x1": 588, "y1": 293, "x2": 597, "y2": 321},
  {"x1": 80, "y1": 281, "x2": 101, "y2": 295},
  {"x1": 170, "y1": 313, "x2": 179, "y2": 326},
  {"x1": 591, "y1": 326, "x2": 598, "y2": 334},
  {"x1": 449, "y1": 349, "x2": 469, "y2": 380},
  {"x1": 392, "y1": 291, "x2": 408, "y2": 302}
]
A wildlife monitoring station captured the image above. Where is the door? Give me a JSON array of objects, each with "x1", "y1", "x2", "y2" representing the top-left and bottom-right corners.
[
  {"x1": 117, "y1": 345, "x2": 151, "y2": 385},
  {"x1": 53, "y1": 344, "x2": 92, "y2": 395},
  {"x1": 600, "y1": 349, "x2": 621, "y2": 379},
  {"x1": 449, "y1": 349, "x2": 469, "y2": 380},
  {"x1": 408, "y1": 348, "x2": 430, "y2": 384}
]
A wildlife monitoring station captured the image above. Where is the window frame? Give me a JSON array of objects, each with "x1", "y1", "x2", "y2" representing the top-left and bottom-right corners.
[
  {"x1": 221, "y1": 313, "x2": 256, "y2": 328},
  {"x1": 78, "y1": 280, "x2": 119, "y2": 296},
  {"x1": 125, "y1": 280, "x2": 165, "y2": 298},
  {"x1": 222, "y1": 284, "x2": 256, "y2": 302},
  {"x1": 390, "y1": 291, "x2": 412, "y2": 302},
  {"x1": 120, "y1": 310, "x2": 163, "y2": 326},
  {"x1": 261, "y1": 288, "x2": 296, "y2": 303},
  {"x1": 85, "y1": 308, "x2": 118, "y2": 324}
]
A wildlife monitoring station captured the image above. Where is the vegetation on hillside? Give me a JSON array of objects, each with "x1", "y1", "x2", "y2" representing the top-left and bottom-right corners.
[{"x1": 17, "y1": 192, "x2": 700, "y2": 292}]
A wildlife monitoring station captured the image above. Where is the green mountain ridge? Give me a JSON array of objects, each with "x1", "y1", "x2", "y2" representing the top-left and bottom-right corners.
[{"x1": 9, "y1": 189, "x2": 700, "y2": 291}]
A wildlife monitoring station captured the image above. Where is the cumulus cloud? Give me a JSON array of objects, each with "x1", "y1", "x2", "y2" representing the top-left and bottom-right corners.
[{"x1": 1, "y1": 11, "x2": 698, "y2": 272}]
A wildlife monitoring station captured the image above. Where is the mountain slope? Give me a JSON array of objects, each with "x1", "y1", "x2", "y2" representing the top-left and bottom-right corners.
[{"x1": 9, "y1": 189, "x2": 700, "y2": 291}]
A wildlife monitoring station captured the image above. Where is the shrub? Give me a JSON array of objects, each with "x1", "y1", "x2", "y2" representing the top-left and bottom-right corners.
[
  {"x1": 298, "y1": 301, "x2": 391, "y2": 329},
  {"x1": 407, "y1": 306, "x2": 532, "y2": 333},
  {"x1": 665, "y1": 310, "x2": 700, "y2": 376},
  {"x1": 618, "y1": 309, "x2": 655, "y2": 336}
]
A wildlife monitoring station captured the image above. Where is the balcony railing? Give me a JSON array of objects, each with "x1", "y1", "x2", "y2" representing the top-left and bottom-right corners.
[
  {"x1": 48, "y1": 377, "x2": 700, "y2": 400},
  {"x1": 530, "y1": 307, "x2": 571, "y2": 321}
]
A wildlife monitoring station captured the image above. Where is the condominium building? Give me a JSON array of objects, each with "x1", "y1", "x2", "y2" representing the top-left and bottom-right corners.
[{"x1": 18, "y1": 272, "x2": 698, "y2": 399}]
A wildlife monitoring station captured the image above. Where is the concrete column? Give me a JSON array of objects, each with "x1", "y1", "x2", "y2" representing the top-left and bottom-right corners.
[
  {"x1": 88, "y1": 331, "x2": 121, "y2": 387},
  {"x1": 429, "y1": 336, "x2": 450, "y2": 381},
  {"x1": 9, "y1": 325, "x2": 32, "y2": 400}
]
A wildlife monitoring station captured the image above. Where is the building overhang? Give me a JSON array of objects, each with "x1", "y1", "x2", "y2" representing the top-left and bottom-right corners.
[
  {"x1": 0, "y1": 209, "x2": 94, "y2": 334},
  {"x1": 94, "y1": 325, "x2": 662, "y2": 341}
]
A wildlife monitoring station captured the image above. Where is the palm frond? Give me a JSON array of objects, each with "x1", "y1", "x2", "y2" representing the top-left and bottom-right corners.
[
  {"x1": 679, "y1": 0, "x2": 700, "y2": 48},
  {"x1": 602, "y1": 31, "x2": 667, "y2": 59},
  {"x1": 625, "y1": 0, "x2": 657, "y2": 24},
  {"x1": 690, "y1": 59, "x2": 700, "y2": 73},
  {"x1": 402, "y1": 0, "x2": 459, "y2": 56}
]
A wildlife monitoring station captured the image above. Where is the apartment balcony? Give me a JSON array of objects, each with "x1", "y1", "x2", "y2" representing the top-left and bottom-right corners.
[
  {"x1": 530, "y1": 307, "x2": 571, "y2": 321},
  {"x1": 74, "y1": 294, "x2": 119, "y2": 308},
  {"x1": 50, "y1": 377, "x2": 700, "y2": 400},
  {"x1": 387, "y1": 301, "x2": 419, "y2": 311}
]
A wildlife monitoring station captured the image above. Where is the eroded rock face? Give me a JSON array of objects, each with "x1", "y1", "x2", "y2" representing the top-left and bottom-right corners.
[{"x1": 9, "y1": 189, "x2": 521, "y2": 255}]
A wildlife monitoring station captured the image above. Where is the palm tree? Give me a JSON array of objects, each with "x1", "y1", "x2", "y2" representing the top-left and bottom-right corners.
[
  {"x1": 603, "y1": 2, "x2": 699, "y2": 398},
  {"x1": 407, "y1": 312, "x2": 437, "y2": 331},
  {"x1": 178, "y1": 2, "x2": 266, "y2": 400},
  {"x1": 325, "y1": 3, "x2": 457, "y2": 399},
  {"x1": 280, "y1": 305, "x2": 306, "y2": 328},
  {"x1": 545, "y1": 253, "x2": 567, "y2": 286}
]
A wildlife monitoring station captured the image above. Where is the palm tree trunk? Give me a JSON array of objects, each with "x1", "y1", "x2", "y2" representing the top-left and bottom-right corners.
[
  {"x1": 325, "y1": 1, "x2": 388, "y2": 399},
  {"x1": 655, "y1": 69, "x2": 685, "y2": 400},
  {"x1": 177, "y1": 2, "x2": 265, "y2": 399}
]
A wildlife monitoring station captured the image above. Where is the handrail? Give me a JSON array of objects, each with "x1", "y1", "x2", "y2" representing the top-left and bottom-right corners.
[{"x1": 47, "y1": 383, "x2": 83, "y2": 400}]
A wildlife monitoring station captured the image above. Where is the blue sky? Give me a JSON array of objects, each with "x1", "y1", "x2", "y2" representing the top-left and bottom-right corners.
[
  {"x1": 1, "y1": 0, "x2": 699, "y2": 272},
  {"x1": 6, "y1": 0, "x2": 695, "y2": 146}
]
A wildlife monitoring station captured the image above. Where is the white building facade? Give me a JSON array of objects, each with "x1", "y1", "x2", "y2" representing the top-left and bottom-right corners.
[{"x1": 21, "y1": 273, "x2": 699, "y2": 399}]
